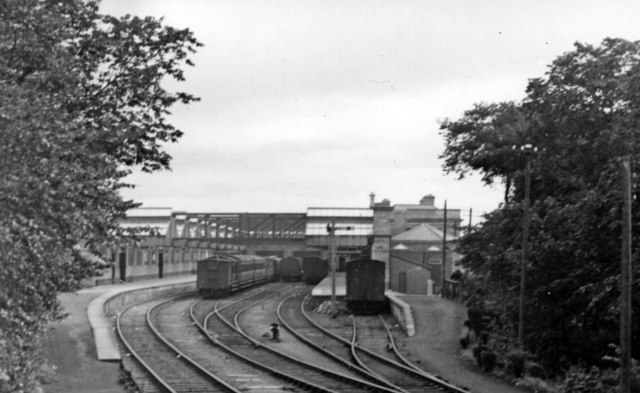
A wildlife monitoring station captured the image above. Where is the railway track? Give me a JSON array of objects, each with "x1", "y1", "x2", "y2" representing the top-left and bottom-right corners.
[
  {"x1": 117, "y1": 282, "x2": 471, "y2": 393},
  {"x1": 281, "y1": 293, "x2": 470, "y2": 393},
  {"x1": 376, "y1": 314, "x2": 443, "y2": 376},
  {"x1": 153, "y1": 288, "x2": 297, "y2": 392},
  {"x1": 116, "y1": 294, "x2": 241, "y2": 393},
  {"x1": 200, "y1": 283, "x2": 399, "y2": 393},
  {"x1": 277, "y1": 290, "x2": 388, "y2": 382}
]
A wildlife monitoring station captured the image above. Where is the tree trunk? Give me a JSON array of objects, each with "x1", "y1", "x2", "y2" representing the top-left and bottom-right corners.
[{"x1": 504, "y1": 175, "x2": 512, "y2": 204}]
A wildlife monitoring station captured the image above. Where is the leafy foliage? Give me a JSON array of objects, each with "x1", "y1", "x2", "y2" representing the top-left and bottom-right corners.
[
  {"x1": 439, "y1": 102, "x2": 528, "y2": 202},
  {"x1": 441, "y1": 38, "x2": 640, "y2": 375},
  {"x1": 0, "y1": 0, "x2": 201, "y2": 390},
  {"x1": 561, "y1": 362, "x2": 640, "y2": 393}
]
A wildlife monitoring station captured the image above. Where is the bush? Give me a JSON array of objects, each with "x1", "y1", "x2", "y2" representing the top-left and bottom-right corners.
[
  {"x1": 527, "y1": 361, "x2": 546, "y2": 378},
  {"x1": 478, "y1": 331, "x2": 489, "y2": 345},
  {"x1": 562, "y1": 366, "x2": 609, "y2": 393},
  {"x1": 460, "y1": 337, "x2": 469, "y2": 349},
  {"x1": 467, "y1": 306, "x2": 484, "y2": 337},
  {"x1": 473, "y1": 347, "x2": 483, "y2": 367},
  {"x1": 507, "y1": 350, "x2": 526, "y2": 378},
  {"x1": 481, "y1": 351, "x2": 497, "y2": 373},
  {"x1": 517, "y1": 377, "x2": 558, "y2": 393},
  {"x1": 560, "y1": 360, "x2": 640, "y2": 393}
]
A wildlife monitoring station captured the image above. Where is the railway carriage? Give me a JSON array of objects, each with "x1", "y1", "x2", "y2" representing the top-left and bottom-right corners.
[
  {"x1": 302, "y1": 257, "x2": 329, "y2": 285},
  {"x1": 197, "y1": 254, "x2": 275, "y2": 297},
  {"x1": 277, "y1": 256, "x2": 303, "y2": 281},
  {"x1": 345, "y1": 258, "x2": 388, "y2": 314}
]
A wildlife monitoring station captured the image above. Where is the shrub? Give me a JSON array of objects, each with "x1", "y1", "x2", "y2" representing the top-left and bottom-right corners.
[
  {"x1": 527, "y1": 361, "x2": 546, "y2": 378},
  {"x1": 560, "y1": 360, "x2": 640, "y2": 393},
  {"x1": 473, "y1": 347, "x2": 483, "y2": 367},
  {"x1": 478, "y1": 331, "x2": 489, "y2": 345},
  {"x1": 516, "y1": 377, "x2": 557, "y2": 393},
  {"x1": 507, "y1": 350, "x2": 526, "y2": 378},
  {"x1": 467, "y1": 306, "x2": 484, "y2": 337},
  {"x1": 460, "y1": 337, "x2": 469, "y2": 349},
  {"x1": 481, "y1": 351, "x2": 497, "y2": 373},
  {"x1": 562, "y1": 366, "x2": 609, "y2": 393}
]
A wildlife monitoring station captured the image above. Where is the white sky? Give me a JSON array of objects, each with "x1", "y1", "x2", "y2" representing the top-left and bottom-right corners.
[{"x1": 100, "y1": 0, "x2": 640, "y2": 218}]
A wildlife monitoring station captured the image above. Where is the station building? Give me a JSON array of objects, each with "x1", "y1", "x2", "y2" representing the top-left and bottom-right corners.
[{"x1": 95, "y1": 194, "x2": 463, "y2": 294}]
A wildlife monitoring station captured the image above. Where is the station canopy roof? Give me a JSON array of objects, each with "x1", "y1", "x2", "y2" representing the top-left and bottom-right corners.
[
  {"x1": 119, "y1": 208, "x2": 172, "y2": 236},
  {"x1": 307, "y1": 207, "x2": 373, "y2": 218},
  {"x1": 306, "y1": 222, "x2": 373, "y2": 236},
  {"x1": 125, "y1": 207, "x2": 173, "y2": 218},
  {"x1": 118, "y1": 221, "x2": 170, "y2": 236}
]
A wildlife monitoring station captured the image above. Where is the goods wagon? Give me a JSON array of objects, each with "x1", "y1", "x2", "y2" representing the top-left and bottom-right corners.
[
  {"x1": 345, "y1": 259, "x2": 388, "y2": 314},
  {"x1": 277, "y1": 257, "x2": 303, "y2": 281},
  {"x1": 302, "y1": 257, "x2": 329, "y2": 285},
  {"x1": 197, "y1": 254, "x2": 275, "y2": 297},
  {"x1": 271, "y1": 256, "x2": 282, "y2": 280}
]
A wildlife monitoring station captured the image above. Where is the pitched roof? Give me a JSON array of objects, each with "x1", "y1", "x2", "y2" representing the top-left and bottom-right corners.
[
  {"x1": 392, "y1": 223, "x2": 450, "y2": 242},
  {"x1": 392, "y1": 243, "x2": 409, "y2": 250}
]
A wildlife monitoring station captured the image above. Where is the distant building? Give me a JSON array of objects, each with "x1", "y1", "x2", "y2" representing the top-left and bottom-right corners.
[
  {"x1": 91, "y1": 194, "x2": 463, "y2": 292},
  {"x1": 389, "y1": 194, "x2": 461, "y2": 238},
  {"x1": 371, "y1": 194, "x2": 463, "y2": 294}
]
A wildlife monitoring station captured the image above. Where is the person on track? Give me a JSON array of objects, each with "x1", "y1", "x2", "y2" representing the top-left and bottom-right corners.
[{"x1": 270, "y1": 323, "x2": 280, "y2": 341}]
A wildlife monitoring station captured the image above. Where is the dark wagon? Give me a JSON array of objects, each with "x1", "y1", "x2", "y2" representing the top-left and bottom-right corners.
[
  {"x1": 197, "y1": 254, "x2": 275, "y2": 297},
  {"x1": 302, "y1": 257, "x2": 329, "y2": 285},
  {"x1": 277, "y1": 256, "x2": 303, "y2": 281},
  {"x1": 345, "y1": 259, "x2": 388, "y2": 314}
]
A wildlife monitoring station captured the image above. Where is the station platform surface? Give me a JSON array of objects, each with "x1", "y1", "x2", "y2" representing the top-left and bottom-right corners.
[
  {"x1": 43, "y1": 274, "x2": 196, "y2": 393},
  {"x1": 311, "y1": 272, "x2": 346, "y2": 296},
  {"x1": 86, "y1": 275, "x2": 196, "y2": 360}
]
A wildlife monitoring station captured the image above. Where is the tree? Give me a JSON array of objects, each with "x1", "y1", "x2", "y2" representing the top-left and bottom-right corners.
[
  {"x1": 439, "y1": 101, "x2": 529, "y2": 203},
  {"x1": 441, "y1": 38, "x2": 640, "y2": 374},
  {"x1": 0, "y1": 1, "x2": 202, "y2": 390}
]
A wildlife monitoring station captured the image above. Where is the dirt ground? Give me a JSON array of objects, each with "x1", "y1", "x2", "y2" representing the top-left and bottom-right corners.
[
  {"x1": 42, "y1": 291, "x2": 127, "y2": 393},
  {"x1": 396, "y1": 295, "x2": 528, "y2": 393}
]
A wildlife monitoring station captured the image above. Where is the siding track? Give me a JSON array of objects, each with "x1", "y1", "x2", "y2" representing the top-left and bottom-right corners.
[
  {"x1": 279, "y1": 293, "x2": 470, "y2": 393},
  {"x1": 116, "y1": 294, "x2": 241, "y2": 393},
  {"x1": 116, "y1": 282, "x2": 471, "y2": 393},
  {"x1": 199, "y1": 284, "x2": 399, "y2": 393}
]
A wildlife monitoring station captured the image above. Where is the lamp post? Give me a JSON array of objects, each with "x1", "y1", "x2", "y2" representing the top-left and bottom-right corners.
[{"x1": 326, "y1": 221, "x2": 353, "y2": 318}]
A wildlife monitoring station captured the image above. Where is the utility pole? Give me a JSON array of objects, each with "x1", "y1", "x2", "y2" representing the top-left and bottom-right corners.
[
  {"x1": 327, "y1": 221, "x2": 337, "y2": 318},
  {"x1": 468, "y1": 208, "x2": 473, "y2": 233},
  {"x1": 518, "y1": 146, "x2": 533, "y2": 348},
  {"x1": 620, "y1": 157, "x2": 632, "y2": 393},
  {"x1": 441, "y1": 200, "x2": 447, "y2": 298}
]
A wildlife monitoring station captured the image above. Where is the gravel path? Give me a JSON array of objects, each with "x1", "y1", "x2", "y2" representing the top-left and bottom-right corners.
[{"x1": 395, "y1": 295, "x2": 527, "y2": 393}]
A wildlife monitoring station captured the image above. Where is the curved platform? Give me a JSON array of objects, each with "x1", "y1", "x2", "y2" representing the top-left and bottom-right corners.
[
  {"x1": 310, "y1": 272, "x2": 346, "y2": 297},
  {"x1": 84, "y1": 275, "x2": 196, "y2": 361}
]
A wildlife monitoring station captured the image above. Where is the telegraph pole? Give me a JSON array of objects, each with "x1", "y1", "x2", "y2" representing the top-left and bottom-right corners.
[
  {"x1": 518, "y1": 150, "x2": 531, "y2": 348},
  {"x1": 620, "y1": 157, "x2": 632, "y2": 393},
  {"x1": 441, "y1": 200, "x2": 447, "y2": 298},
  {"x1": 514, "y1": 143, "x2": 537, "y2": 348},
  {"x1": 327, "y1": 221, "x2": 337, "y2": 318}
]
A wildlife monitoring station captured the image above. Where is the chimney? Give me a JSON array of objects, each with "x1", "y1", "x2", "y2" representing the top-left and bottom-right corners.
[
  {"x1": 369, "y1": 192, "x2": 376, "y2": 208},
  {"x1": 420, "y1": 194, "x2": 435, "y2": 206}
]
